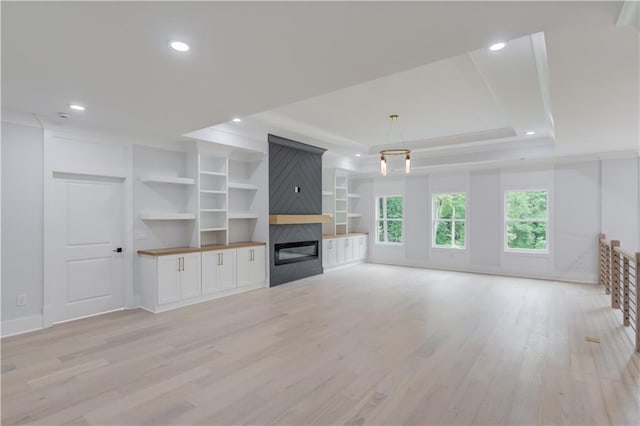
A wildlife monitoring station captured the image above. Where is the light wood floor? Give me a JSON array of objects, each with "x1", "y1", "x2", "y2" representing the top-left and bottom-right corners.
[{"x1": 2, "y1": 264, "x2": 639, "y2": 425}]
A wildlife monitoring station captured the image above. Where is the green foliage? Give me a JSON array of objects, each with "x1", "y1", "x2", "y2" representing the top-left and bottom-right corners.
[
  {"x1": 387, "y1": 220, "x2": 402, "y2": 243},
  {"x1": 506, "y1": 191, "x2": 547, "y2": 220},
  {"x1": 505, "y1": 191, "x2": 548, "y2": 250},
  {"x1": 433, "y1": 194, "x2": 466, "y2": 248},
  {"x1": 377, "y1": 196, "x2": 403, "y2": 243},
  {"x1": 433, "y1": 194, "x2": 466, "y2": 220},
  {"x1": 386, "y1": 196, "x2": 403, "y2": 218}
]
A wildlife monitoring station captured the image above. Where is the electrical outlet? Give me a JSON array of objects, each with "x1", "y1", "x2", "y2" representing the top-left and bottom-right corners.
[{"x1": 16, "y1": 294, "x2": 27, "y2": 307}]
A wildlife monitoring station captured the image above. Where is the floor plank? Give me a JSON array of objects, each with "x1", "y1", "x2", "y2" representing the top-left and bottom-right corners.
[{"x1": 2, "y1": 264, "x2": 639, "y2": 425}]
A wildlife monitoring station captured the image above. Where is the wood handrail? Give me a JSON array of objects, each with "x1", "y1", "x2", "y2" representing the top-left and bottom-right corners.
[
  {"x1": 614, "y1": 246, "x2": 637, "y2": 261},
  {"x1": 597, "y1": 233, "x2": 640, "y2": 352}
]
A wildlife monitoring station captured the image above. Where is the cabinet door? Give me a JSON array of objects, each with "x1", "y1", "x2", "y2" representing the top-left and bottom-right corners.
[
  {"x1": 360, "y1": 236, "x2": 368, "y2": 260},
  {"x1": 217, "y1": 249, "x2": 236, "y2": 291},
  {"x1": 352, "y1": 237, "x2": 361, "y2": 260},
  {"x1": 157, "y1": 255, "x2": 180, "y2": 305},
  {"x1": 336, "y1": 238, "x2": 345, "y2": 264},
  {"x1": 344, "y1": 238, "x2": 354, "y2": 262},
  {"x1": 236, "y1": 247, "x2": 251, "y2": 287},
  {"x1": 249, "y1": 246, "x2": 266, "y2": 284},
  {"x1": 180, "y1": 253, "x2": 202, "y2": 300},
  {"x1": 323, "y1": 239, "x2": 334, "y2": 268},
  {"x1": 201, "y1": 251, "x2": 218, "y2": 295}
]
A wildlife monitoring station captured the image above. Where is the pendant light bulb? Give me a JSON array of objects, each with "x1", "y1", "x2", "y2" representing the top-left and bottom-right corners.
[
  {"x1": 380, "y1": 154, "x2": 387, "y2": 176},
  {"x1": 405, "y1": 153, "x2": 411, "y2": 174}
]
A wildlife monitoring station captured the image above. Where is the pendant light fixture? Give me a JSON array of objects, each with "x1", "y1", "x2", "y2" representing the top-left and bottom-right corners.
[{"x1": 380, "y1": 114, "x2": 411, "y2": 176}]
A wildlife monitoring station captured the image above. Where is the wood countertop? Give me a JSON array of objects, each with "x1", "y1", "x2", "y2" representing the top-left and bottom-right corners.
[
  {"x1": 322, "y1": 233, "x2": 368, "y2": 239},
  {"x1": 138, "y1": 241, "x2": 266, "y2": 256}
]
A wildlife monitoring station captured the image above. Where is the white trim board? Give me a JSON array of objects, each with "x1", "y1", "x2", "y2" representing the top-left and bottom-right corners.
[
  {"x1": 367, "y1": 258, "x2": 598, "y2": 285},
  {"x1": 1, "y1": 315, "x2": 44, "y2": 338}
]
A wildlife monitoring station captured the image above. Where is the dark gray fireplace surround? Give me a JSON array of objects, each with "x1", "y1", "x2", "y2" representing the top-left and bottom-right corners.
[{"x1": 269, "y1": 134, "x2": 326, "y2": 286}]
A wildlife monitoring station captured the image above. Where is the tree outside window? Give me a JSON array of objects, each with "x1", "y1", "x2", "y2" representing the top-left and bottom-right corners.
[
  {"x1": 432, "y1": 193, "x2": 466, "y2": 249},
  {"x1": 505, "y1": 190, "x2": 548, "y2": 252},
  {"x1": 376, "y1": 196, "x2": 403, "y2": 244}
]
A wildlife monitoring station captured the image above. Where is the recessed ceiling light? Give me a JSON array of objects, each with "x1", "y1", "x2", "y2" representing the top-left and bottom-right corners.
[
  {"x1": 489, "y1": 42, "x2": 506, "y2": 51},
  {"x1": 69, "y1": 104, "x2": 85, "y2": 111},
  {"x1": 525, "y1": 131, "x2": 536, "y2": 136},
  {"x1": 169, "y1": 41, "x2": 190, "y2": 52},
  {"x1": 355, "y1": 153, "x2": 361, "y2": 157},
  {"x1": 232, "y1": 118, "x2": 242, "y2": 123}
]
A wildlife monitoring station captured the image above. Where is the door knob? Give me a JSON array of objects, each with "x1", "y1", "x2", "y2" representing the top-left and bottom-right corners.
[{"x1": 112, "y1": 247, "x2": 123, "y2": 253}]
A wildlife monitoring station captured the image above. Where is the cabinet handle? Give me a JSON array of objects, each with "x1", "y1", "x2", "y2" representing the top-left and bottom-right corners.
[
  {"x1": 217, "y1": 253, "x2": 220, "y2": 266},
  {"x1": 181, "y1": 257, "x2": 184, "y2": 271},
  {"x1": 250, "y1": 249, "x2": 254, "y2": 262},
  {"x1": 221, "y1": 253, "x2": 224, "y2": 266},
  {"x1": 177, "y1": 258, "x2": 180, "y2": 271}
]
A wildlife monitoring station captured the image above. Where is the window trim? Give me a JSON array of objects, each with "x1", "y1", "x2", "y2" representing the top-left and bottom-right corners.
[
  {"x1": 376, "y1": 195, "x2": 404, "y2": 245},
  {"x1": 431, "y1": 192, "x2": 467, "y2": 250},
  {"x1": 503, "y1": 189, "x2": 549, "y2": 254}
]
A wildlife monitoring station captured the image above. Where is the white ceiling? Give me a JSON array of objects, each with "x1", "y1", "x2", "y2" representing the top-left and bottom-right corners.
[
  {"x1": 1, "y1": 0, "x2": 627, "y2": 143},
  {"x1": 246, "y1": 33, "x2": 552, "y2": 155}
]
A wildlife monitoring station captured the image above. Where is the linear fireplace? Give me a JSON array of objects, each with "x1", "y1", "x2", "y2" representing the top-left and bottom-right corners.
[{"x1": 275, "y1": 241, "x2": 319, "y2": 266}]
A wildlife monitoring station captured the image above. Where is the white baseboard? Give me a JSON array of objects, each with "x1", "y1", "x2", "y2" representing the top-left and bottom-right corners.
[
  {"x1": 1, "y1": 315, "x2": 44, "y2": 338},
  {"x1": 367, "y1": 258, "x2": 598, "y2": 285}
]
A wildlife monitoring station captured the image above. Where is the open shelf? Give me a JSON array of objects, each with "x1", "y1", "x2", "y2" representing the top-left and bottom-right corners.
[
  {"x1": 200, "y1": 227, "x2": 227, "y2": 232},
  {"x1": 139, "y1": 212, "x2": 196, "y2": 220},
  {"x1": 200, "y1": 208, "x2": 226, "y2": 212},
  {"x1": 200, "y1": 171, "x2": 226, "y2": 177},
  {"x1": 347, "y1": 213, "x2": 362, "y2": 218},
  {"x1": 228, "y1": 182, "x2": 259, "y2": 190},
  {"x1": 228, "y1": 212, "x2": 259, "y2": 219},
  {"x1": 139, "y1": 176, "x2": 195, "y2": 185},
  {"x1": 200, "y1": 189, "x2": 226, "y2": 194}
]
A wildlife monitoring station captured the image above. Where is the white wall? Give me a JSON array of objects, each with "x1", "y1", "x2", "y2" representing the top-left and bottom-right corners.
[
  {"x1": 601, "y1": 157, "x2": 639, "y2": 251},
  {"x1": 364, "y1": 158, "x2": 639, "y2": 283},
  {"x1": 1, "y1": 122, "x2": 45, "y2": 334}
]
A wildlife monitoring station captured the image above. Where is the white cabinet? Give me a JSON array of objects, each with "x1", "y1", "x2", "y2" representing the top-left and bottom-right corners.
[
  {"x1": 323, "y1": 235, "x2": 368, "y2": 270},
  {"x1": 344, "y1": 237, "x2": 355, "y2": 263},
  {"x1": 155, "y1": 253, "x2": 201, "y2": 305},
  {"x1": 181, "y1": 253, "x2": 202, "y2": 299},
  {"x1": 202, "y1": 249, "x2": 236, "y2": 295},
  {"x1": 139, "y1": 243, "x2": 265, "y2": 313},
  {"x1": 157, "y1": 255, "x2": 180, "y2": 305},
  {"x1": 357, "y1": 235, "x2": 368, "y2": 260},
  {"x1": 237, "y1": 245, "x2": 266, "y2": 287},
  {"x1": 322, "y1": 239, "x2": 337, "y2": 268}
]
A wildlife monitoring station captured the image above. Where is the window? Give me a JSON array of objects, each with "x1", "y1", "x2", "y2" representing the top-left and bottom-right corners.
[
  {"x1": 432, "y1": 193, "x2": 466, "y2": 249},
  {"x1": 505, "y1": 190, "x2": 548, "y2": 252},
  {"x1": 376, "y1": 196, "x2": 403, "y2": 244}
]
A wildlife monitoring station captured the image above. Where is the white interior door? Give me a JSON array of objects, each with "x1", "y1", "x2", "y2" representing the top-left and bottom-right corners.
[{"x1": 50, "y1": 175, "x2": 125, "y2": 323}]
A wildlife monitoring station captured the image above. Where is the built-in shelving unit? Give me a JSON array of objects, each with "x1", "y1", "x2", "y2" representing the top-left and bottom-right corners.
[
  {"x1": 322, "y1": 168, "x2": 366, "y2": 235},
  {"x1": 199, "y1": 155, "x2": 228, "y2": 246},
  {"x1": 347, "y1": 175, "x2": 364, "y2": 233},
  {"x1": 335, "y1": 174, "x2": 348, "y2": 235}
]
